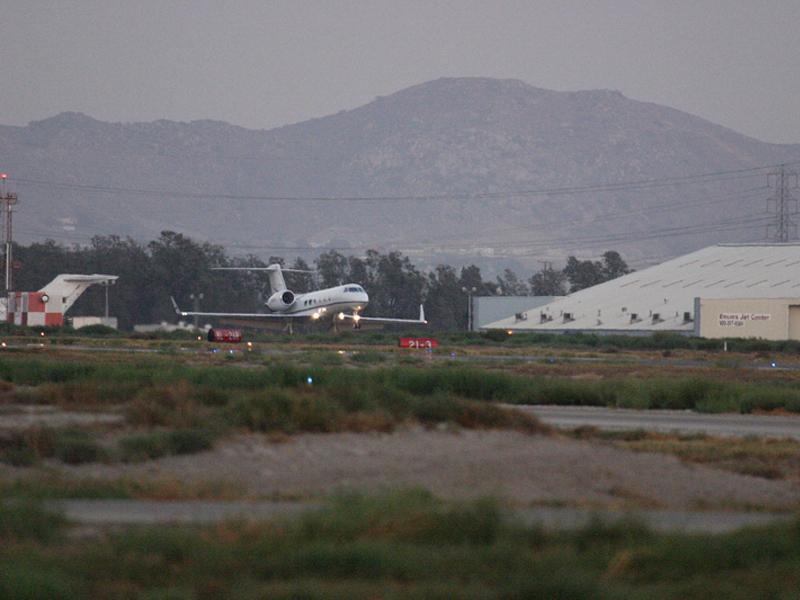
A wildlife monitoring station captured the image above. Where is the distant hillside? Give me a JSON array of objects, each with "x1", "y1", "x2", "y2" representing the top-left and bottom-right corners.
[{"x1": 1, "y1": 77, "x2": 798, "y2": 269}]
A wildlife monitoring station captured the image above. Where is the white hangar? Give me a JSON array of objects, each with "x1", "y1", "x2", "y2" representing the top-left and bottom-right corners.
[{"x1": 484, "y1": 244, "x2": 800, "y2": 340}]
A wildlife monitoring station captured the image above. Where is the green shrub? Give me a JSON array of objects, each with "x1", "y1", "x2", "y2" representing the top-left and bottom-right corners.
[
  {"x1": 226, "y1": 389, "x2": 294, "y2": 432},
  {"x1": 119, "y1": 432, "x2": 170, "y2": 462},
  {"x1": 307, "y1": 351, "x2": 345, "y2": 367},
  {"x1": 290, "y1": 394, "x2": 338, "y2": 432},
  {"x1": 118, "y1": 428, "x2": 215, "y2": 462},
  {"x1": 74, "y1": 324, "x2": 119, "y2": 336},
  {"x1": 0, "y1": 444, "x2": 38, "y2": 467},
  {"x1": 165, "y1": 428, "x2": 215, "y2": 455},
  {"x1": 738, "y1": 387, "x2": 800, "y2": 414},
  {"x1": 0, "y1": 428, "x2": 56, "y2": 466},
  {"x1": 196, "y1": 387, "x2": 230, "y2": 407},
  {"x1": 54, "y1": 430, "x2": 104, "y2": 465},
  {"x1": 226, "y1": 389, "x2": 338, "y2": 433},
  {"x1": 127, "y1": 382, "x2": 209, "y2": 427},
  {"x1": 0, "y1": 500, "x2": 66, "y2": 542},
  {"x1": 0, "y1": 561, "x2": 81, "y2": 600},
  {"x1": 482, "y1": 329, "x2": 511, "y2": 342},
  {"x1": 529, "y1": 379, "x2": 616, "y2": 406},
  {"x1": 410, "y1": 393, "x2": 463, "y2": 425},
  {"x1": 350, "y1": 350, "x2": 386, "y2": 364}
]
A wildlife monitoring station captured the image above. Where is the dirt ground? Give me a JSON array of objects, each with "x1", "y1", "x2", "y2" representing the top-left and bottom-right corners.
[{"x1": 55, "y1": 428, "x2": 800, "y2": 511}]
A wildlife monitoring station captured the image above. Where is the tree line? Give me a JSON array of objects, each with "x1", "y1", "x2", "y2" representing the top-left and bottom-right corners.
[{"x1": 10, "y1": 232, "x2": 630, "y2": 330}]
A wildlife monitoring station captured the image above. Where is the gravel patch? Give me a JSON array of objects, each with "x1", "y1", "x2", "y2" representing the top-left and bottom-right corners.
[{"x1": 58, "y1": 428, "x2": 800, "y2": 510}]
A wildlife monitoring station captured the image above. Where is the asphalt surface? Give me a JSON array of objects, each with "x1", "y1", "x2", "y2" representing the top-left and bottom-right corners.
[
  {"x1": 522, "y1": 405, "x2": 800, "y2": 440},
  {"x1": 50, "y1": 499, "x2": 794, "y2": 533}
]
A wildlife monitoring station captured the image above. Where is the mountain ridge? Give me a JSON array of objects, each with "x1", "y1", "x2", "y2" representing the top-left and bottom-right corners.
[{"x1": 2, "y1": 77, "x2": 799, "y2": 269}]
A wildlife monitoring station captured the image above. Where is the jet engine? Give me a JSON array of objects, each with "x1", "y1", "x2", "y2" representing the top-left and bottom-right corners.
[{"x1": 266, "y1": 290, "x2": 295, "y2": 311}]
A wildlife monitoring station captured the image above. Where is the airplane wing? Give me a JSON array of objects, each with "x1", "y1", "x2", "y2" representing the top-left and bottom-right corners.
[
  {"x1": 210, "y1": 267, "x2": 316, "y2": 273},
  {"x1": 339, "y1": 305, "x2": 427, "y2": 325},
  {"x1": 170, "y1": 297, "x2": 307, "y2": 319}
]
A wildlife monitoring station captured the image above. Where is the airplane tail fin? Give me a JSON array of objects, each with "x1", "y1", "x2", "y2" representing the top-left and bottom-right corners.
[
  {"x1": 266, "y1": 264, "x2": 287, "y2": 294},
  {"x1": 39, "y1": 274, "x2": 118, "y2": 314},
  {"x1": 211, "y1": 264, "x2": 315, "y2": 295}
]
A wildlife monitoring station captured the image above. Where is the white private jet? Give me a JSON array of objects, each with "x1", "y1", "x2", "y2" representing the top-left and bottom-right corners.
[{"x1": 171, "y1": 263, "x2": 426, "y2": 331}]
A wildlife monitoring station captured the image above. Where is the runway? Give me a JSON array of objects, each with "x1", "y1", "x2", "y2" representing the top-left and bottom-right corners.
[{"x1": 521, "y1": 405, "x2": 800, "y2": 440}]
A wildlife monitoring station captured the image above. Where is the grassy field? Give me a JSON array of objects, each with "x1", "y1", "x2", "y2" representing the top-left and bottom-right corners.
[
  {"x1": 3, "y1": 347, "x2": 800, "y2": 470},
  {"x1": 2, "y1": 351, "x2": 800, "y2": 412},
  {"x1": 1, "y1": 491, "x2": 799, "y2": 600},
  {"x1": 1, "y1": 344, "x2": 800, "y2": 596},
  {"x1": 0, "y1": 352, "x2": 552, "y2": 468}
]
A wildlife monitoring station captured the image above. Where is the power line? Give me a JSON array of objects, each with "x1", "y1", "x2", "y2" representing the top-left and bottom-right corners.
[
  {"x1": 418, "y1": 186, "x2": 767, "y2": 249},
  {"x1": 13, "y1": 184, "x2": 768, "y2": 253},
  {"x1": 216, "y1": 212, "x2": 770, "y2": 254},
  {"x1": 8, "y1": 161, "x2": 794, "y2": 203}
]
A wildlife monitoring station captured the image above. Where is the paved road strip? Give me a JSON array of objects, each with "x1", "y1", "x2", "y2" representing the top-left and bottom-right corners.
[
  {"x1": 47, "y1": 499, "x2": 794, "y2": 533},
  {"x1": 520, "y1": 405, "x2": 800, "y2": 440}
]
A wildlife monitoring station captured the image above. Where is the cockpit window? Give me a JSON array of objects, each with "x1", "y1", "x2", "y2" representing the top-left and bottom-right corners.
[{"x1": 345, "y1": 286, "x2": 364, "y2": 293}]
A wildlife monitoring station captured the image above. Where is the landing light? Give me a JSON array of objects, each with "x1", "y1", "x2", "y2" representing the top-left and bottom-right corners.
[
  {"x1": 507, "y1": 330, "x2": 513, "y2": 335},
  {"x1": 353, "y1": 314, "x2": 361, "y2": 322},
  {"x1": 1, "y1": 342, "x2": 6, "y2": 348},
  {"x1": 338, "y1": 312, "x2": 345, "y2": 320},
  {"x1": 40, "y1": 332, "x2": 45, "y2": 337},
  {"x1": 311, "y1": 312, "x2": 320, "y2": 320}
]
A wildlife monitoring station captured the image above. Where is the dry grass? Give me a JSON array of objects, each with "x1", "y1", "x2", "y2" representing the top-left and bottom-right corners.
[
  {"x1": 502, "y1": 359, "x2": 800, "y2": 386},
  {"x1": 621, "y1": 436, "x2": 800, "y2": 482},
  {"x1": 571, "y1": 427, "x2": 800, "y2": 482},
  {"x1": 0, "y1": 473, "x2": 249, "y2": 500}
]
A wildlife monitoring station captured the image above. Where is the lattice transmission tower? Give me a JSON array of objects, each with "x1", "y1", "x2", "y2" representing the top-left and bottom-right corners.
[{"x1": 766, "y1": 165, "x2": 799, "y2": 242}]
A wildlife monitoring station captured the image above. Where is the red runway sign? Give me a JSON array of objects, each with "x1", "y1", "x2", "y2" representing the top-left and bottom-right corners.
[
  {"x1": 207, "y1": 328, "x2": 243, "y2": 343},
  {"x1": 399, "y1": 337, "x2": 438, "y2": 349}
]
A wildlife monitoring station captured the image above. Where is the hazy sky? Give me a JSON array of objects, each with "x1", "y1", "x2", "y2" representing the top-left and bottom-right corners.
[{"x1": 1, "y1": 1, "x2": 799, "y2": 143}]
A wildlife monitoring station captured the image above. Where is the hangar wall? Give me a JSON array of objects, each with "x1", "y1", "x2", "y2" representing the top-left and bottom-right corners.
[
  {"x1": 697, "y1": 297, "x2": 800, "y2": 340},
  {"x1": 473, "y1": 296, "x2": 557, "y2": 331}
]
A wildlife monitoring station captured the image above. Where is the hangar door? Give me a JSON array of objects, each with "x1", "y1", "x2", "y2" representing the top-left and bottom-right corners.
[{"x1": 790, "y1": 306, "x2": 800, "y2": 340}]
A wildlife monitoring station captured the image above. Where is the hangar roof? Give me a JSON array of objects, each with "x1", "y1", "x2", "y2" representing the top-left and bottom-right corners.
[{"x1": 484, "y1": 244, "x2": 800, "y2": 332}]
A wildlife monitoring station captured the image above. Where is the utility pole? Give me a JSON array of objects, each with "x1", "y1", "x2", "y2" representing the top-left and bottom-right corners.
[
  {"x1": 766, "y1": 165, "x2": 799, "y2": 242},
  {"x1": 189, "y1": 292, "x2": 204, "y2": 329},
  {"x1": 461, "y1": 286, "x2": 476, "y2": 331},
  {"x1": 0, "y1": 174, "x2": 18, "y2": 295},
  {"x1": 99, "y1": 280, "x2": 115, "y2": 319}
]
